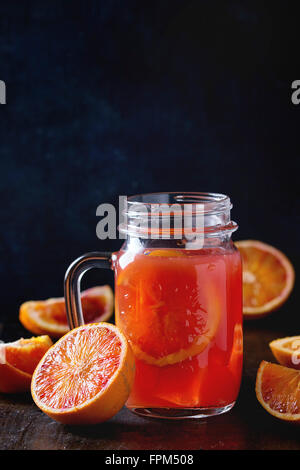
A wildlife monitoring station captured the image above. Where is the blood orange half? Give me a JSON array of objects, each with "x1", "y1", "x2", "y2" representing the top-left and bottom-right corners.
[
  {"x1": 20, "y1": 286, "x2": 113, "y2": 338},
  {"x1": 31, "y1": 323, "x2": 135, "y2": 425}
]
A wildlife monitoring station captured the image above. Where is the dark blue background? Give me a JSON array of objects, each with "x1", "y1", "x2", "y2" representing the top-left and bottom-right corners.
[{"x1": 0, "y1": 1, "x2": 299, "y2": 323}]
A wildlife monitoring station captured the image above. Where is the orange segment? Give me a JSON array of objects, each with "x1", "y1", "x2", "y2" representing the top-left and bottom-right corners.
[
  {"x1": 20, "y1": 285, "x2": 113, "y2": 338},
  {"x1": 228, "y1": 323, "x2": 243, "y2": 376},
  {"x1": 235, "y1": 240, "x2": 295, "y2": 318},
  {"x1": 256, "y1": 360, "x2": 300, "y2": 423},
  {"x1": 154, "y1": 354, "x2": 206, "y2": 407},
  {"x1": 269, "y1": 336, "x2": 300, "y2": 369},
  {"x1": 31, "y1": 323, "x2": 135, "y2": 425},
  {"x1": 0, "y1": 335, "x2": 53, "y2": 393}
]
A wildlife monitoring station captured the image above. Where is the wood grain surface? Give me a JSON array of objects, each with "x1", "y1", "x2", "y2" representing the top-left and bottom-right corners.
[{"x1": 0, "y1": 320, "x2": 299, "y2": 450}]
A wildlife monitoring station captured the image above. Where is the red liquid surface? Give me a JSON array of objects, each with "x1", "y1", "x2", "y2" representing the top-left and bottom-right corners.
[{"x1": 115, "y1": 247, "x2": 243, "y2": 409}]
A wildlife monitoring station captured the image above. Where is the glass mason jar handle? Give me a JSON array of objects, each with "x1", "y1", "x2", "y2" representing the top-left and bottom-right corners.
[{"x1": 64, "y1": 252, "x2": 112, "y2": 330}]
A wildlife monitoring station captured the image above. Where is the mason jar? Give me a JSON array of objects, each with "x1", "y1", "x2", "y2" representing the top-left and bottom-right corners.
[{"x1": 65, "y1": 192, "x2": 243, "y2": 419}]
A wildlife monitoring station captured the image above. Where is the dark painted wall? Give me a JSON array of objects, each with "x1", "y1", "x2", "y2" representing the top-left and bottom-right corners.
[{"x1": 0, "y1": 1, "x2": 299, "y2": 324}]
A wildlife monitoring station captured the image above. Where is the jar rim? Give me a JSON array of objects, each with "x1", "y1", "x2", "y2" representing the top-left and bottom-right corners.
[
  {"x1": 119, "y1": 192, "x2": 238, "y2": 239},
  {"x1": 125, "y1": 192, "x2": 232, "y2": 216}
]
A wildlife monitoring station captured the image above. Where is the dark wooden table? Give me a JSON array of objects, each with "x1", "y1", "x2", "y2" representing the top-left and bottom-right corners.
[{"x1": 0, "y1": 319, "x2": 299, "y2": 450}]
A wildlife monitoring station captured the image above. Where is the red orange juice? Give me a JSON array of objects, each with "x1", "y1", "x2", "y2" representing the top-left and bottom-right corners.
[{"x1": 115, "y1": 246, "x2": 243, "y2": 410}]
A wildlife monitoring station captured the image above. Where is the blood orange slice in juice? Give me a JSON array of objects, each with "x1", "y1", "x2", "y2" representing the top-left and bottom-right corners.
[{"x1": 116, "y1": 249, "x2": 221, "y2": 367}]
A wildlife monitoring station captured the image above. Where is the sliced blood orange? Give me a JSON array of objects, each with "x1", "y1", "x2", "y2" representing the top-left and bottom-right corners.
[
  {"x1": 256, "y1": 360, "x2": 300, "y2": 423},
  {"x1": 235, "y1": 240, "x2": 295, "y2": 318},
  {"x1": 0, "y1": 335, "x2": 53, "y2": 393},
  {"x1": 20, "y1": 286, "x2": 113, "y2": 338},
  {"x1": 116, "y1": 250, "x2": 221, "y2": 366},
  {"x1": 31, "y1": 323, "x2": 135, "y2": 425},
  {"x1": 129, "y1": 299, "x2": 220, "y2": 367},
  {"x1": 269, "y1": 336, "x2": 300, "y2": 370}
]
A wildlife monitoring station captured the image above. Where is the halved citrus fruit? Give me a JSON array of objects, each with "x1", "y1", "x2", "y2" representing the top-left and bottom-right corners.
[
  {"x1": 235, "y1": 240, "x2": 295, "y2": 318},
  {"x1": 0, "y1": 335, "x2": 53, "y2": 393},
  {"x1": 256, "y1": 360, "x2": 300, "y2": 423},
  {"x1": 269, "y1": 336, "x2": 300, "y2": 369},
  {"x1": 20, "y1": 285, "x2": 113, "y2": 338},
  {"x1": 116, "y1": 250, "x2": 221, "y2": 366},
  {"x1": 31, "y1": 323, "x2": 135, "y2": 425}
]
